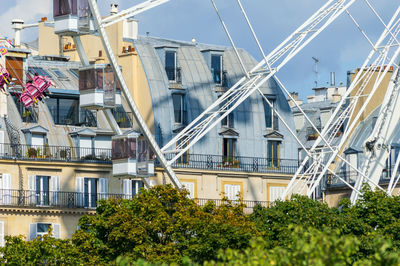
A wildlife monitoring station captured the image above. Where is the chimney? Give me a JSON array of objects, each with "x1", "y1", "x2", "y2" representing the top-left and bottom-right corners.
[
  {"x1": 11, "y1": 19, "x2": 24, "y2": 47},
  {"x1": 330, "y1": 72, "x2": 335, "y2": 87},
  {"x1": 288, "y1": 92, "x2": 303, "y2": 108},
  {"x1": 110, "y1": 4, "x2": 118, "y2": 15}
]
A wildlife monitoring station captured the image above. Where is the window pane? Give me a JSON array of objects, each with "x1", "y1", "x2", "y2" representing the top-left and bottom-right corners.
[
  {"x1": 47, "y1": 98, "x2": 59, "y2": 124},
  {"x1": 58, "y1": 98, "x2": 79, "y2": 125},
  {"x1": 51, "y1": 68, "x2": 68, "y2": 79},
  {"x1": 165, "y1": 51, "x2": 176, "y2": 81},
  {"x1": 11, "y1": 95, "x2": 37, "y2": 123},
  {"x1": 263, "y1": 99, "x2": 274, "y2": 128},
  {"x1": 37, "y1": 223, "x2": 51, "y2": 233},
  {"x1": 172, "y1": 94, "x2": 183, "y2": 123},
  {"x1": 211, "y1": 55, "x2": 222, "y2": 84}
]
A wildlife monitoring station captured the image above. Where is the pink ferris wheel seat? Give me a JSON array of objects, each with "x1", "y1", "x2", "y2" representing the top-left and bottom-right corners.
[
  {"x1": 20, "y1": 93, "x2": 34, "y2": 108},
  {"x1": 0, "y1": 70, "x2": 10, "y2": 87},
  {"x1": 33, "y1": 75, "x2": 51, "y2": 93}
]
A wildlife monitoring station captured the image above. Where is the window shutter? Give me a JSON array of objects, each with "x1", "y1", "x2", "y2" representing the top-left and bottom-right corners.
[
  {"x1": 269, "y1": 186, "x2": 286, "y2": 203},
  {"x1": 52, "y1": 223, "x2": 61, "y2": 239},
  {"x1": 123, "y1": 179, "x2": 132, "y2": 199},
  {"x1": 50, "y1": 176, "x2": 60, "y2": 206},
  {"x1": 28, "y1": 175, "x2": 36, "y2": 205},
  {"x1": 2, "y1": 174, "x2": 11, "y2": 205},
  {"x1": 0, "y1": 221, "x2": 4, "y2": 247},
  {"x1": 99, "y1": 178, "x2": 108, "y2": 200},
  {"x1": 224, "y1": 184, "x2": 231, "y2": 200},
  {"x1": 232, "y1": 185, "x2": 240, "y2": 200},
  {"x1": 181, "y1": 182, "x2": 195, "y2": 199},
  {"x1": 76, "y1": 177, "x2": 84, "y2": 207},
  {"x1": 29, "y1": 223, "x2": 37, "y2": 241}
]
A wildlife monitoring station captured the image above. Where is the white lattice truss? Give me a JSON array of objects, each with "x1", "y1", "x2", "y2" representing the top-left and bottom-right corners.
[{"x1": 83, "y1": 0, "x2": 400, "y2": 200}]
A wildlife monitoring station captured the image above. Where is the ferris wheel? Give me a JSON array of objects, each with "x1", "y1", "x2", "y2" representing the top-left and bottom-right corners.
[{"x1": 49, "y1": 0, "x2": 400, "y2": 202}]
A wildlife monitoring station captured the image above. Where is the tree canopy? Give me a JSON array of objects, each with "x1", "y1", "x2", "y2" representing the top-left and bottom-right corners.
[{"x1": 2, "y1": 185, "x2": 400, "y2": 265}]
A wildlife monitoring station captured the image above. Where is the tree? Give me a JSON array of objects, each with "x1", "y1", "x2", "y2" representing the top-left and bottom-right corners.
[{"x1": 72, "y1": 185, "x2": 256, "y2": 264}]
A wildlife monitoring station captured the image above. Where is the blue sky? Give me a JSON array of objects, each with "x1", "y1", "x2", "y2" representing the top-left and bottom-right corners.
[{"x1": 0, "y1": 0, "x2": 397, "y2": 100}]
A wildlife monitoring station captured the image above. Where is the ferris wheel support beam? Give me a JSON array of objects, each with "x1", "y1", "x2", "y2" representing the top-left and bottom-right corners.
[
  {"x1": 88, "y1": 0, "x2": 182, "y2": 189},
  {"x1": 350, "y1": 63, "x2": 400, "y2": 203},
  {"x1": 101, "y1": 0, "x2": 171, "y2": 28},
  {"x1": 162, "y1": 0, "x2": 359, "y2": 164},
  {"x1": 283, "y1": 7, "x2": 400, "y2": 199}
]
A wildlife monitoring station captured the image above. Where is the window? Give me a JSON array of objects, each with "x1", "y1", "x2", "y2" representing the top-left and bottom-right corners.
[
  {"x1": 122, "y1": 179, "x2": 144, "y2": 199},
  {"x1": 28, "y1": 67, "x2": 52, "y2": 78},
  {"x1": 53, "y1": 0, "x2": 77, "y2": 17},
  {"x1": 69, "y1": 68, "x2": 79, "y2": 79},
  {"x1": 165, "y1": 51, "x2": 176, "y2": 81},
  {"x1": 211, "y1": 54, "x2": 223, "y2": 84},
  {"x1": 36, "y1": 176, "x2": 50, "y2": 206},
  {"x1": 36, "y1": 223, "x2": 51, "y2": 238},
  {"x1": 263, "y1": 98, "x2": 276, "y2": 129},
  {"x1": 220, "y1": 96, "x2": 234, "y2": 128},
  {"x1": 176, "y1": 140, "x2": 189, "y2": 164},
  {"x1": 112, "y1": 106, "x2": 132, "y2": 128},
  {"x1": 267, "y1": 140, "x2": 280, "y2": 168},
  {"x1": 346, "y1": 153, "x2": 358, "y2": 182},
  {"x1": 11, "y1": 95, "x2": 37, "y2": 123},
  {"x1": 84, "y1": 178, "x2": 97, "y2": 208},
  {"x1": 268, "y1": 184, "x2": 286, "y2": 203},
  {"x1": 51, "y1": 68, "x2": 69, "y2": 80},
  {"x1": 224, "y1": 183, "x2": 241, "y2": 201},
  {"x1": 47, "y1": 96, "x2": 97, "y2": 126},
  {"x1": 0, "y1": 174, "x2": 11, "y2": 205},
  {"x1": 28, "y1": 175, "x2": 59, "y2": 206},
  {"x1": 172, "y1": 93, "x2": 186, "y2": 124},
  {"x1": 223, "y1": 138, "x2": 236, "y2": 167},
  {"x1": 29, "y1": 223, "x2": 60, "y2": 240},
  {"x1": 0, "y1": 221, "x2": 4, "y2": 247},
  {"x1": 221, "y1": 112, "x2": 234, "y2": 128},
  {"x1": 223, "y1": 138, "x2": 235, "y2": 158},
  {"x1": 76, "y1": 177, "x2": 108, "y2": 208}
]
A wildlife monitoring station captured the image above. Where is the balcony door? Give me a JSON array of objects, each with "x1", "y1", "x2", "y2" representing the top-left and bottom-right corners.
[
  {"x1": 84, "y1": 178, "x2": 97, "y2": 208},
  {"x1": 36, "y1": 176, "x2": 49, "y2": 206}
]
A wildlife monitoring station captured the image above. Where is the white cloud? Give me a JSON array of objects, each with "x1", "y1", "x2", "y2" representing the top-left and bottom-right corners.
[{"x1": 0, "y1": 0, "x2": 51, "y2": 41}]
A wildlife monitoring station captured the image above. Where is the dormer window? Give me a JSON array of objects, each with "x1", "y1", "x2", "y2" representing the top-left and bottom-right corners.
[
  {"x1": 211, "y1": 54, "x2": 223, "y2": 84},
  {"x1": 165, "y1": 50, "x2": 177, "y2": 81},
  {"x1": 172, "y1": 93, "x2": 186, "y2": 125},
  {"x1": 263, "y1": 96, "x2": 278, "y2": 130}
]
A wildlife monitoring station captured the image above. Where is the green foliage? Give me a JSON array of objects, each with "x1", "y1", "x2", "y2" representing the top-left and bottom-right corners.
[
  {"x1": 3, "y1": 185, "x2": 400, "y2": 265},
  {"x1": 0, "y1": 230, "x2": 83, "y2": 265},
  {"x1": 206, "y1": 226, "x2": 400, "y2": 266},
  {"x1": 72, "y1": 184, "x2": 255, "y2": 264}
]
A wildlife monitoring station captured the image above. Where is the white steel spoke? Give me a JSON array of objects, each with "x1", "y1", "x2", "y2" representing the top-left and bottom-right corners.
[
  {"x1": 283, "y1": 7, "x2": 400, "y2": 199},
  {"x1": 162, "y1": 0, "x2": 359, "y2": 166},
  {"x1": 88, "y1": 0, "x2": 182, "y2": 188}
]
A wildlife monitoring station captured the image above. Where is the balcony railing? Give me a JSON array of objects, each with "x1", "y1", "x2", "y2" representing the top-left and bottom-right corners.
[
  {"x1": 0, "y1": 190, "x2": 271, "y2": 210},
  {"x1": 0, "y1": 190, "x2": 123, "y2": 209},
  {"x1": 160, "y1": 154, "x2": 299, "y2": 174},
  {"x1": 0, "y1": 143, "x2": 111, "y2": 164},
  {"x1": 326, "y1": 168, "x2": 397, "y2": 187}
]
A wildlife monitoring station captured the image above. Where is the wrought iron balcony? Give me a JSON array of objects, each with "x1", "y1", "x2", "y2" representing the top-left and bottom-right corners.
[
  {"x1": 0, "y1": 190, "x2": 270, "y2": 210},
  {"x1": 0, "y1": 143, "x2": 112, "y2": 164},
  {"x1": 160, "y1": 153, "x2": 299, "y2": 174},
  {"x1": 0, "y1": 190, "x2": 124, "y2": 209}
]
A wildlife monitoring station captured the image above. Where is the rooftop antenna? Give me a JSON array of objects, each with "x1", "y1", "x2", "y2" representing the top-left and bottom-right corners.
[{"x1": 312, "y1": 56, "x2": 319, "y2": 88}]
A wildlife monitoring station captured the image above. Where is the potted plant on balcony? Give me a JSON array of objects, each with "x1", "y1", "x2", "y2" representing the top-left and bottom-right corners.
[
  {"x1": 26, "y1": 147, "x2": 40, "y2": 158},
  {"x1": 22, "y1": 110, "x2": 33, "y2": 123}
]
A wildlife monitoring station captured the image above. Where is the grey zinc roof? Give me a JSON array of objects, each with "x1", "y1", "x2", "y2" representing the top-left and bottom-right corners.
[{"x1": 131, "y1": 36, "x2": 298, "y2": 159}]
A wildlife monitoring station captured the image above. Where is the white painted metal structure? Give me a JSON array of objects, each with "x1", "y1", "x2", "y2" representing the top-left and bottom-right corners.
[
  {"x1": 283, "y1": 6, "x2": 400, "y2": 202},
  {"x1": 78, "y1": 0, "x2": 400, "y2": 201}
]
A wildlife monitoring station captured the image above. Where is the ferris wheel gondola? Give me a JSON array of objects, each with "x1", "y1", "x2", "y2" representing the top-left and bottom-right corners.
[{"x1": 0, "y1": 36, "x2": 52, "y2": 108}]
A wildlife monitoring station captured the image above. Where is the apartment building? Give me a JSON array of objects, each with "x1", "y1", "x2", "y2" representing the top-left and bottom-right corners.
[{"x1": 0, "y1": 6, "x2": 300, "y2": 241}]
